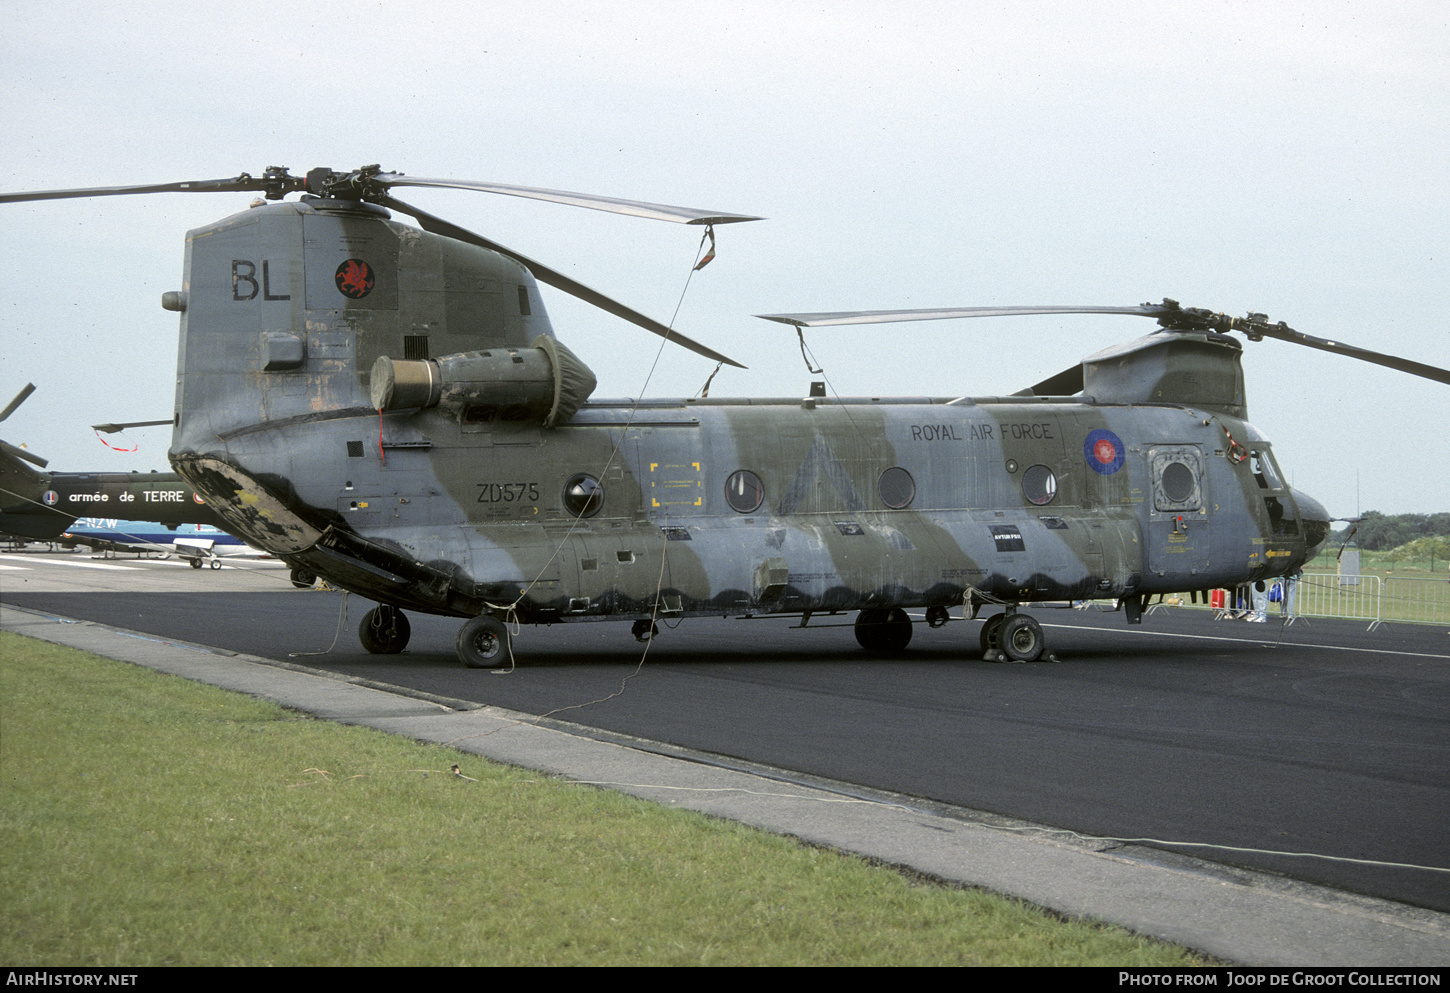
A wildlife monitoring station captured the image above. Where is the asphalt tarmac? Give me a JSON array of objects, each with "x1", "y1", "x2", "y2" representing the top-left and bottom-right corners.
[{"x1": 4, "y1": 549, "x2": 1450, "y2": 963}]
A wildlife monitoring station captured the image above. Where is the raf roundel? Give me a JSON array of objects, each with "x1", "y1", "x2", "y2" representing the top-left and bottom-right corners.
[
  {"x1": 334, "y1": 259, "x2": 375, "y2": 299},
  {"x1": 1084, "y1": 428, "x2": 1125, "y2": 475}
]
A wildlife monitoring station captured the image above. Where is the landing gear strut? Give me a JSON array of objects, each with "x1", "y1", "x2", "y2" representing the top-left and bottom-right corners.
[
  {"x1": 854, "y1": 607, "x2": 913, "y2": 653},
  {"x1": 359, "y1": 604, "x2": 411, "y2": 654}
]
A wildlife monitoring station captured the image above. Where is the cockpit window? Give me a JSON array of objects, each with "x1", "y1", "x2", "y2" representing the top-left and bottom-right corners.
[{"x1": 1250, "y1": 450, "x2": 1283, "y2": 490}]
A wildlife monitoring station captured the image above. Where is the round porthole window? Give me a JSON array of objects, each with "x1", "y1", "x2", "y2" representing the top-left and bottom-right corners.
[
  {"x1": 563, "y1": 474, "x2": 604, "y2": 518},
  {"x1": 878, "y1": 467, "x2": 916, "y2": 509},
  {"x1": 1022, "y1": 464, "x2": 1057, "y2": 506},
  {"x1": 724, "y1": 470, "x2": 765, "y2": 514},
  {"x1": 1162, "y1": 461, "x2": 1195, "y2": 503}
]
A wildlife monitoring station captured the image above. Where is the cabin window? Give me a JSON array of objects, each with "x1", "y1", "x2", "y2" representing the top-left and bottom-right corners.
[
  {"x1": 1021, "y1": 465, "x2": 1057, "y2": 506},
  {"x1": 1162, "y1": 462, "x2": 1195, "y2": 503},
  {"x1": 878, "y1": 467, "x2": 916, "y2": 509},
  {"x1": 563, "y1": 474, "x2": 604, "y2": 518},
  {"x1": 724, "y1": 470, "x2": 765, "y2": 514},
  {"x1": 1149, "y1": 446, "x2": 1204, "y2": 512}
]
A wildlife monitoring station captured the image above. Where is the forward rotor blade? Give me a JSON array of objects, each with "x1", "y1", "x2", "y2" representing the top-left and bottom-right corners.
[
  {"x1": 1249, "y1": 324, "x2": 1450, "y2": 386},
  {"x1": 0, "y1": 439, "x2": 47, "y2": 469},
  {"x1": 0, "y1": 383, "x2": 36, "y2": 423},
  {"x1": 373, "y1": 174, "x2": 762, "y2": 226},
  {"x1": 379, "y1": 195, "x2": 746, "y2": 369},
  {"x1": 91, "y1": 419, "x2": 174, "y2": 434},
  {"x1": 0, "y1": 174, "x2": 279, "y2": 204},
  {"x1": 756, "y1": 306, "x2": 1163, "y2": 328},
  {"x1": 759, "y1": 303, "x2": 1450, "y2": 387}
]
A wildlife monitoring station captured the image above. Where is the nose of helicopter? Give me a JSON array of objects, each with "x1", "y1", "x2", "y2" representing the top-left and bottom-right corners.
[{"x1": 1292, "y1": 488, "x2": 1332, "y2": 561}]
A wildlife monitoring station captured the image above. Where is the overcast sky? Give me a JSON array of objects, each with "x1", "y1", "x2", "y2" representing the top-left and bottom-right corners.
[{"x1": 2, "y1": 1, "x2": 1446, "y2": 516}]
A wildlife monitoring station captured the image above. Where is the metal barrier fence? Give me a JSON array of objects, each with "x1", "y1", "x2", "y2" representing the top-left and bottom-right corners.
[
  {"x1": 1294, "y1": 574, "x2": 1383, "y2": 629},
  {"x1": 1384, "y1": 576, "x2": 1450, "y2": 627},
  {"x1": 1196, "y1": 574, "x2": 1449, "y2": 630}
]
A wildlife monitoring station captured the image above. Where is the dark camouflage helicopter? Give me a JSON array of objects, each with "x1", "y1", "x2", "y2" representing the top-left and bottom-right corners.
[
  {"x1": 6, "y1": 166, "x2": 1447, "y2": 666},
  {"x1": 0, "y1": 383, "x2": 229, "y2": 563}
]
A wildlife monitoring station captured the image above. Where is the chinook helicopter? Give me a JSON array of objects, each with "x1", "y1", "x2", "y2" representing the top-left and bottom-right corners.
[{"x1": 5, "y1": 166, "x2": 1447, "y2": 666}]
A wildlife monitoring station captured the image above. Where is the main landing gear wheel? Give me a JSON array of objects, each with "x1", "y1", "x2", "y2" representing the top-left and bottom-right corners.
[
  {"x1": 289, "y1": 567, "x2": 318, "y2": 589},
  {"x1": 457, "y1": 614, "x2": 510, "y2": 668},
  {"x1": 358, "y1": 605, "x2": 411, "y2": 654},
  {"x1": 854, "y1": 607, "x2": 913, "y2": 653},
  {"x1": 998, "y1": 614, "x2": 1045, "y2": 662},
  {"x1": 188, "y1": 557, "x2": 203, "y2": 570}
]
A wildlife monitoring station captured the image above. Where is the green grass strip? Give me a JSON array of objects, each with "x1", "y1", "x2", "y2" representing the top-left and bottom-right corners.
[{"x1": 0, "y1": 631, "x2": 1206, "y2": 966}]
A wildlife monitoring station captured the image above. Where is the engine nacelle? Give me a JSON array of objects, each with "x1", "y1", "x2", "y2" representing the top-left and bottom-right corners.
[{"x1": 370, "y1": 334, "x2": 596, "y2": 427}]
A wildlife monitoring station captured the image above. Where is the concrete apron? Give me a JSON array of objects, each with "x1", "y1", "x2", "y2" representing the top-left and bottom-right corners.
[{"x1": 5, "y1": 601, "x2": 1448, "y2": 967}]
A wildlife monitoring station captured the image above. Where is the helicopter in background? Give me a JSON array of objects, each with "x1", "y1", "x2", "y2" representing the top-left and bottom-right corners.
[
  {"x1": 4, "y1": 165, "x2": 1445, "y2": 666},
  {"x1": 0, "y1": 383, "x2": 241, "y2": 565}
]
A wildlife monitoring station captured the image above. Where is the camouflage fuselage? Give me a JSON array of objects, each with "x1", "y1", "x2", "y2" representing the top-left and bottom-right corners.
[{"x1": 177, "y1": 391, "x2": 1321, "y2": 621}]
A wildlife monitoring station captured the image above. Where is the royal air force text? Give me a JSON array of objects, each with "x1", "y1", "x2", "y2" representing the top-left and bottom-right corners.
[{"x1": 909, "y1": 422, "x2": 1054, "y2": 443}]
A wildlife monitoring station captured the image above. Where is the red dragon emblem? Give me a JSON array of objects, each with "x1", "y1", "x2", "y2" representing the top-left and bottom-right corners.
[{"x1": 334, "y1": 259, "x2": 375, "y2": 299}]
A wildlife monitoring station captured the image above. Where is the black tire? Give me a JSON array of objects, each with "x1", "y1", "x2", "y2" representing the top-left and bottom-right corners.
[
  {"x1": 979, "y1": 613, "x2": 1006, "y2": 654},
  {"x1": 457, "y1": 614, "x2": 510, "y2": 668},
  {"x1": 188, "y1": 557, "x2": 203, "y2": 570},
  {"x1": 209, "y1": 558, "x2": 221, "y2": 570},
  {"x1": 358, "y1": 605, "x2": 411, "y2": 654},
  {"x1": 289, "y1": 567, "x2": 318, "y2": 589},
  {"x1": 854, "y1": 607, "x2": 912, "y2": 653},
  {"x1": 999, "y1": 614, "x2": 1045, "y2": 662},
  {"x1": 854, "y1": 608, "x2": 886, "y2": 650}
]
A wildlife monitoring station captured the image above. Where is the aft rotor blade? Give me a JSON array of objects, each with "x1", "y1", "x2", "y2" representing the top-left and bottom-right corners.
[
  {"x1": 756, "y1": 306, "x2": 1164, "y2": 328},
  {"x1": 0, "y1": 174, "x2": 281, "y2": 204},
  {"x1": 380, "y1": 195, "x2": 745, "y2": 369},
  {"x1": 373, "y1": 174, "x2": 762, "y2": 226},
  {"x1": 0, "y1": 383, "x2": 36, "y2": 423}
]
